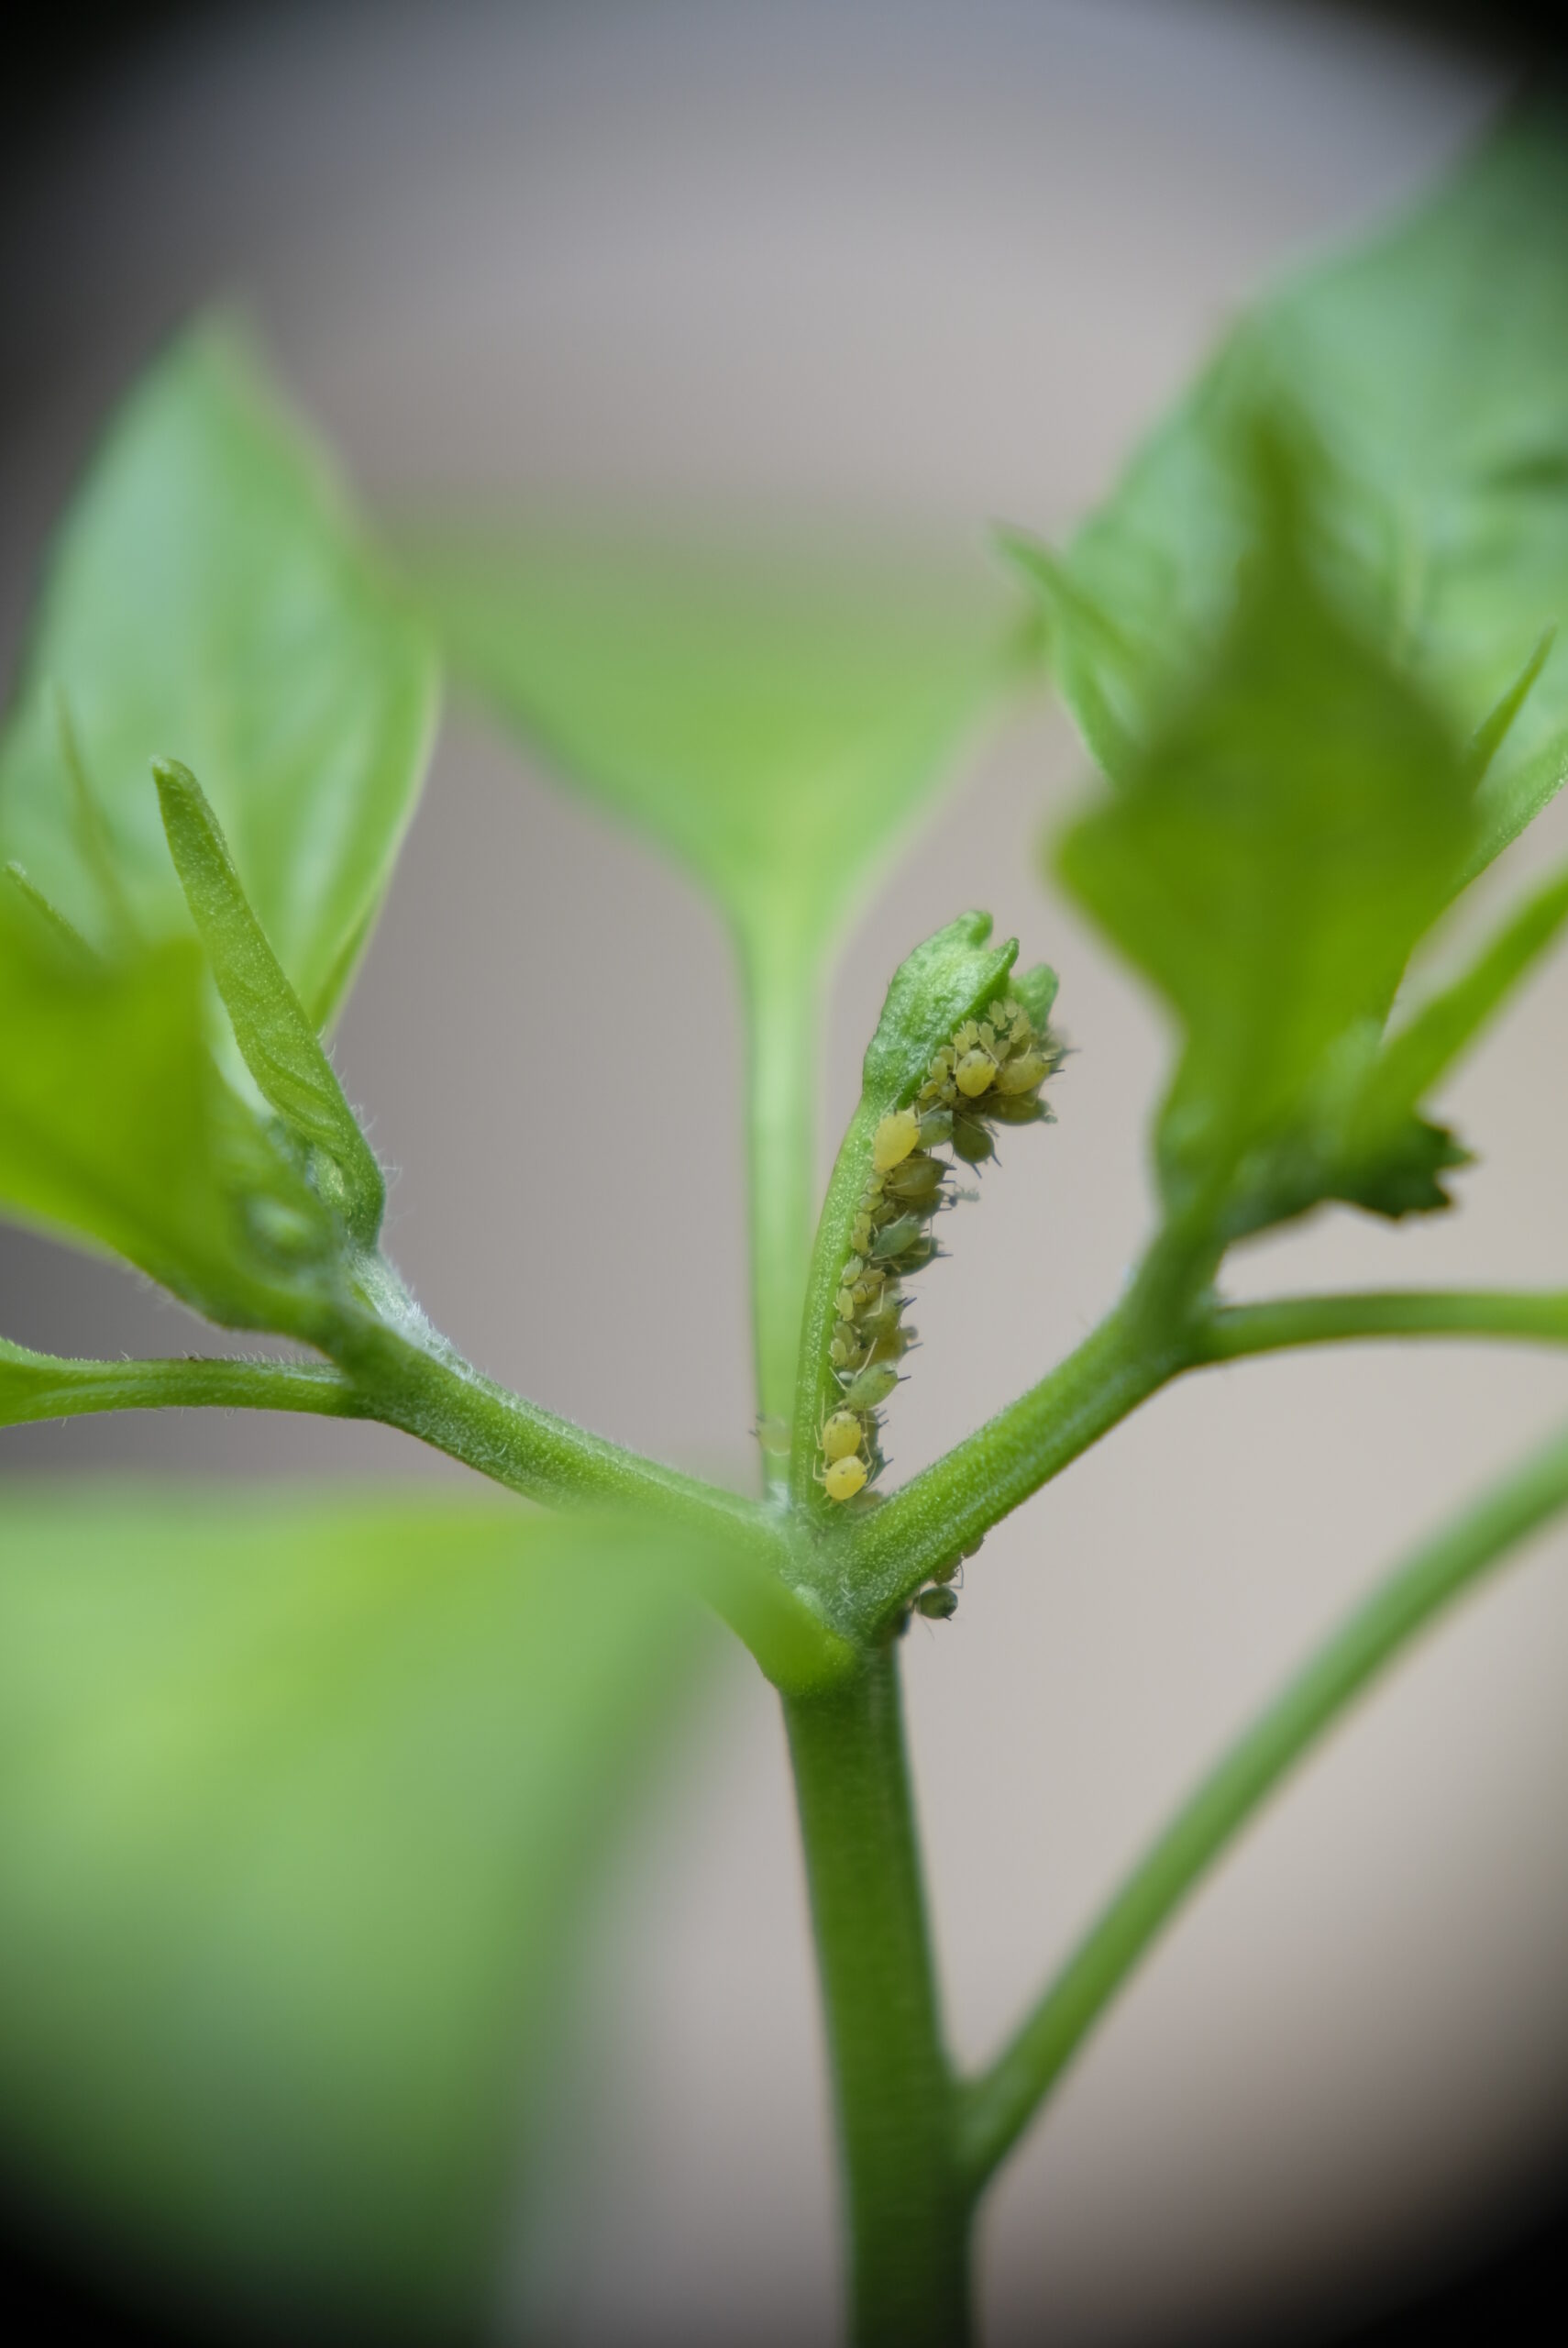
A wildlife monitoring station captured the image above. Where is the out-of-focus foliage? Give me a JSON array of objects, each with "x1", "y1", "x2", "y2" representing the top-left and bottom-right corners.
[
  {"x1": 1056, "y1": 447, "x2": 1475, "y2": 1235},
  {"x1": 0, "y1": 1490, "x2": 701, "y2": 2338},
  {"x1": 1018, "y1": 112, "x2": 1568, "y2": 877},
  {"x1": 1032, "y1": 115, "x2": 1568, "y2": 1243},
  {"x1": 0, "y1": 322, "x2": 436, "y2": 1027},
  {"x1": 0, "y1": 882, "x2": 344, "y2": 1332},
  {"x1": 0, "y1": 327, "x2": 421, "y2": 1321},
  {"x1": 413, "y1": 531, "x2": 1015, "y2": 989}
]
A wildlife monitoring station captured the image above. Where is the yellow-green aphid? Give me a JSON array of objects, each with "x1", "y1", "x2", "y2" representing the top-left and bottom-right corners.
[
  {"x1": 840, "y1": 1360, "x2": 900, "y2": 1411},
  {"x1": 824, "y1": 974, "x2": 1056, "y2": 1510},
  {"x1": 823, "y1": 1454, "x2": 868, "y2": 1503},
  {"x1": 951, "y1": 1113, "x2": 995, "y2": 1165},
  {"x1": 821, "y1": 1410, "x2": 865, "y2": 1464},
  {"x1": 858, "y1": 1288, "x2": 912, "y2": 1361},
  {"x1": 995, "y1": 1048, "x2": 1049, "y2": 1095},
  {"x1": 881, "y1": 1151, "x2": 945, "y2": 1206},
  {"x1": 872, "y1": 1108, "x2": 920, "y2": 1173},
  {"x1": 871, "y1": 1211, "x2": 925, "y2": 1262}
]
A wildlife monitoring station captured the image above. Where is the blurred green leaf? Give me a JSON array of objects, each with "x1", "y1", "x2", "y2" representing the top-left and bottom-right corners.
[
  {"x1": 0, "y1": 321, "x2": 437, "y2": 1027},
  {"x1": 1022, "y1": 111, "x2": 1568, "y2": 880},
  {"x1": 1056, "y1": 450, "x2": 1474, "y2": 1224},
  {"x1": 154, "y1": 757, "x2": 384, "y2": 1249},
  {"x1": 0, "y1": 1486, "x2": 701, "y2": 2338},
  {"x1": 0, "y1": 882, "x2": 345, "y2": 1333},
  {"x1": 412, "y1": 530, "x2": 1013, "y2": 982}
]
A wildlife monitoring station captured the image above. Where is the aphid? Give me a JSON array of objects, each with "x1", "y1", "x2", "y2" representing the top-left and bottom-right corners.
[
  {"x1": 862, "y1": 1302, "x2": 913, "y2": 1363},
  {"x1": 881, "y1": 1151, "x2": 945, "y2": 1207},
  {"x1": 912, "y1": 1585, "x2": 958, "y2": 1621},
  {"x1": 839, "y1": 1361, "x2": 900, "y2": 1411},
  {"x1": 871, "y1": 1212, "x2": 925, "y2": 1262},
  {"x1": 819, "y1": 977, "x2": 1059, "y2": 1506},
  {"x1": 871, "y1": 1108, "x2": 920, "y2": 1173},
  {"x1": 869, "y1": 1315, "x2": 916, "y2": 1363},
  {"x1": 823, "y1": 1454, "x2": 868, "y2": 1504},
  {"x1": 994, "y1": 1049, "x2": 1049, "y2": 1095},
  {"x1": 821, "y1": 1409, "x2": 865, "y2": 1464},
  {"x1": 986, "y1": 1091, "x2": 1044, "y2": 1126},
  {"x1": 950, "y1": 1115, "x2": 995, "y2": 1166}
]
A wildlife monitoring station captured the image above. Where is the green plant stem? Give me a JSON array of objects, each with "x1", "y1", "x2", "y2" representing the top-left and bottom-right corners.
[
  {"x1": 743, "y1": 935, "x2": 820, "y2": 1494},
  {"x1": 844, "y1": 1301, "x2": 1185, "y2": 1633},
  {"x1": 842, "y1": 1279, "x2": 1568, "y2": 1634},
  {"x1": 958, "y1": 1414, "x2": 1568, "y2": 2194},
  {"x1": 1200, "y1": 1287, "x2": 1568, "y2": 1358},
  {"x1": 0, "y1": 1344, "x2": 361, "y2": 1428},
  {"x1": 328, "y1": 1292, "x2": 859, "y2": 1685},
  {"x1": 327, "y1": 1283, "x2": 778, "y2": 1545},
  {"x1": 784, "y1": 1649, "x2": 971, "y2": 2348}
]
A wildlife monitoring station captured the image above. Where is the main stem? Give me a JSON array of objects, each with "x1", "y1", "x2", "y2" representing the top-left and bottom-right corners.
[{"x1": 784, "y1": 1651, "x2": 971, "y2": 2348}]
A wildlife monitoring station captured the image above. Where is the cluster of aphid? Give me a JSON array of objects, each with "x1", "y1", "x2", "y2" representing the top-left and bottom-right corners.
[{"x1": 816, "y1": 992, "x2": 1059, "y2": 1549}]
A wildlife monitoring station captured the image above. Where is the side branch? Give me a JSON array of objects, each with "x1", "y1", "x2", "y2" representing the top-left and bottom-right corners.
[
  {"x1": 326, "y1": 1297, "x2": 794, "y2": 1568},
  {"x1": 958, "y1": 1417, "x2": 1568, "y2": 2193},
  {"x1": 1199, "y1": 1289, "x2": 1568, "y2": 1359},
  {"x1": 841, "y1": 1304, "x2": 1186, "y2": 1633},
  {"x1": 0, "y1": 1341, "x2": 360, "y2": 1429}
]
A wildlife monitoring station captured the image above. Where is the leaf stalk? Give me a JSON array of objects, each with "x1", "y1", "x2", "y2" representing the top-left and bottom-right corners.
[{"x1": 958, "y1": 1414, "x2": 1568, "y2": 2192}]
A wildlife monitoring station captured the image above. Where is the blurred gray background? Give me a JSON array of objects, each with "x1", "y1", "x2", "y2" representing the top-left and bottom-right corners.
[{"x1": 4, "y1": 3, "x2": 1567, "y2": 2341}]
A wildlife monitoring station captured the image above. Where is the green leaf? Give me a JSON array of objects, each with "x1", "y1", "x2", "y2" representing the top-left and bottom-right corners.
[
  {"x1": 0, "y1": 883, "x2": 345, "y2": 1333},
  {"x1": 0, "y1": 1486, "x2": 701, "y2": 2337},
  {"x1": 154, "y1": 757, "x2": 384, "y2": 1248},
  {"x1": 412, "y1": 530, "x2": 1013, "y2": 979},
  {"x1": 0, "y1": 321, "x2": 437, "y2": 1026},
  {"x1": 1055, "y1": 449, "x2": 1474, "y2": 1222},
  {"x1": 1024, "y1": 111, "x2": 1568, "y2": 882}
]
